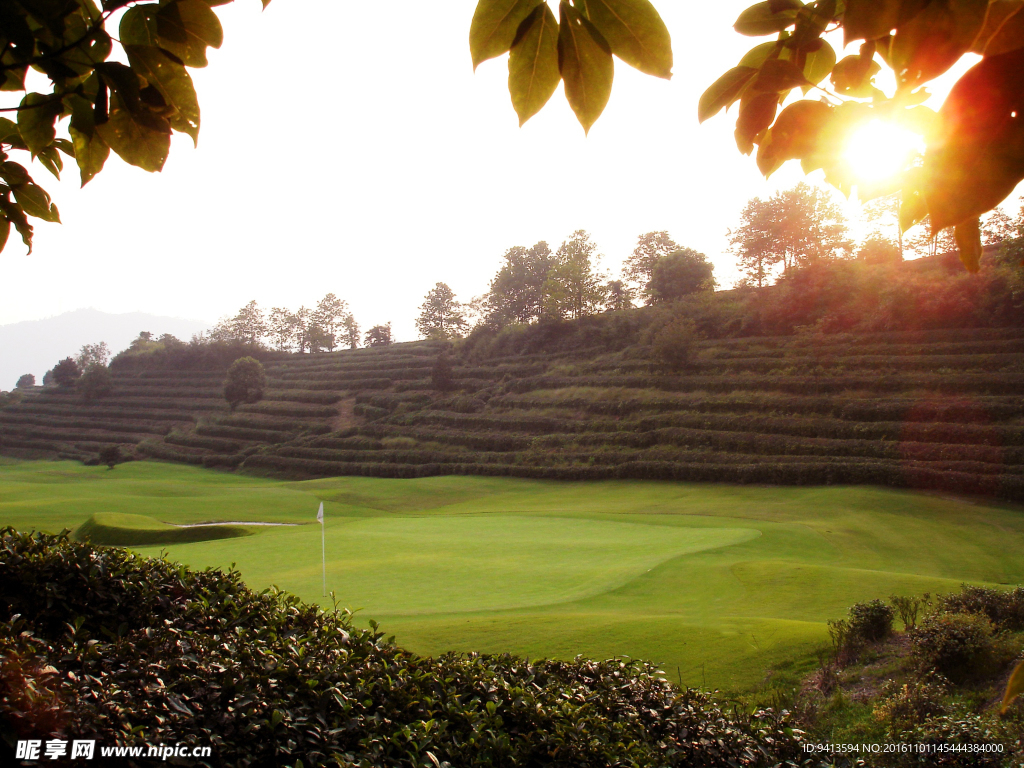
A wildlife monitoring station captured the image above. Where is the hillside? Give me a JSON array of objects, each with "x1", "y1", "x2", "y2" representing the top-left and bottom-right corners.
[
  {"x1": 3, "y1": 321, "x2": 1024, "y2": 501},
  {"x1": 0, "y1": 309, "x2": 209, "y2": 389}
]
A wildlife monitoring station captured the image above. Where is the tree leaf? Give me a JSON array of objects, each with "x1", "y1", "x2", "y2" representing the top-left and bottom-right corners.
[
  {"x1": 698, "y1": 66, "x2": 757, "y2": 123},
  {"x1": 801, "y1": 40, "x2": 836, "y2": 89},
  {"x1": 890, "y1": 0, "x2": 989, "y2": 89},
  {"x1": 17, "y1": 93, "x2": 61, "y2": 156},
  {"x1": 752, "y1": 58, "x2": 807, "y2": 92},
  {"x1": 1002, "y1": 660, "x2": 1024, "y2": 713},
  {"x1": 36, "y1": 145, "x2": 63, "y2": 179},
  {"x1": 470, "y1": 0, "x2": 544, "y2": 70},
  {"x1": 120, "y1": 4, "x2": 159, "y2": 46},
  {"x1": 923, "y1": 46, "x2": 1024, "y2": 231},
  {"x1": 983, "y1": 3, "x2": 1024, "y2": 56},
  {"x1": 738, "y1": 40, "x2": 781, "y2": 69},
  {"x1": 558, "y1": 2, "x2": 614, "y2": 134},
  {"x1": 0, "y1": 162, "x2": 31, "y2": 187},
  {"x1": 69, "y1": 125, "x2": 109, "y2": 186},
  {"x1": 756, "y1": 99, "x2": 832, "y2": 175},
  {"x1": 843, "y1": 0, "x2": 901, "y2": 47},
  {"x1": 735, "y1": 92, "x2": 779, "y2": 154},
  {"x1": 12, "y1": 183, "x2": 60, "y2": 223},
  {"x1": 830, "y1": 53, "x2": 881, "y2": 97},
  {"x1": 156, "y1": 0, "x2": 225, "y2": 68},
  {"x1": 971, "y1": 0, "x2": 1024, "y2": 54},
  {"x1": 0, "y1": 198, "x2": 33, "y2": 254},
  {"x1": 582, "y1": 0, "x2": 672, "y2": 79},
  {"x1": 0, "y1": 212, "x2": 9, "y2": 254},
  {"x1": 954, "y1": 217, "x2": 982, "y2": 271},
  {"x1": 95, "y1": 93, "x2": 171, "y2": 172},
  {"x1": 125, "y1": 44, "x2": 200, "y2": 144},
  {"x1": 508, "y1": 3, "x2": 560, "y2": 126},
  {"x1": 734, "y1": 0, "x2": 801, "y2": 36}
]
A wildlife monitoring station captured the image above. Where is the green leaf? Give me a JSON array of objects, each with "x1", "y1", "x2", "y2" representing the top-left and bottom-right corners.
[
  {"x1": 470, "y1": 0, "x2": 544, "y2": 70},
  {"x1": 17, "y1": 93, "x2": 61, "y2": 156},
  {"x1": 843, "y1": 0, "x2": 901, "y2": 47},
  {"x1": 0, "y1": 198, "x2": 32, "y2": 254},
  {"x1": 0, "y1": 118, "x2": 19, "y2": 144},
  {"x1": 64, "y1": 94, "x2": 111, "y2": 186},
  {"x1": 734, "y1": 0, "x2": 801, "y2": 36},
  {"x1": 923, "y1": 46, "x2": 1024, "y2": 231},
  {"x1": 581, "y1": 0, "x2": 672, "y2": 79},
  {"x1": 801, "y1": 40, "x2": 835, "y2": 87},
  {"x1": 95, "y1": 93, "x2": 171, "y2": 173},
  {"x1": 698, "y1": 66, "x2": 756, "y2": 123},
  {"x1": 558, "y1": 1, "x2": 614, "y2": 133},
  {"x1": 890, "y1": 0, "x2": 988, "y2": 89},
  {"x1": 120, "y1": 4, "x2": 159, "y2": 46},
  {"x1": 899, "y1": 189, "x2": 928, "y2": 233},
  {"x1": 156, "y1": 0, "x2": 225, "y2": 67},
  {"x1": 0, "y1": 162, "x2": 31, "y2": 186},
  {"x1": 13, "y1": 183, "x2": 60, "y2": 223},
  {"x1": 1002, "y1": 659, "x2": 1024, "y2": 713},
  {"x1": 37, "y1": 145, "x2": 63, "y2": 179},
  {"x1": 738, "y1": 40, "x2": 781, "y2": 69},
  {"x1": 508, "y1": 3, "x2": 560, "y2": 126},
  {"x1": 125, "y1": 44, "x2": 200, "y2": 143},
  {"x1": 69, "y1": 126, "x2": 109, "y2": 186},
  {"x1": 95, "y1": 62, "x2": 143, "y2": 112},
  {"x1": 954, "y1": 217, "x2": 982, "y2": 272}
]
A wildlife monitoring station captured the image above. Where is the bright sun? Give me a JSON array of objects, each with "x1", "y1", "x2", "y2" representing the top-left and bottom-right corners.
[{"x1": 844, "y1": 119, "x2": 925, "y2": 184}]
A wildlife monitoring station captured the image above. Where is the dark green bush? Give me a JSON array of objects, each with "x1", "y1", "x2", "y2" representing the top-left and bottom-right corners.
[
  {"x1": 848, "y1": 599, "x2": 895, "y2": 643},
  {"x1": 0, "y1": 530, "x2": 817, "y2": 768},
  {"x1": 937, "y1": 585, "x2": 1024, "y2": 631},
  {"x1": 909, "y1": 613, "x2": 997, "y2": 683}
]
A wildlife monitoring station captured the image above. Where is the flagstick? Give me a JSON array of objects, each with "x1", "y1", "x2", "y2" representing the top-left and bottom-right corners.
[{"x1": 321, "y1": 512, "x2": 327, "y2": 598}]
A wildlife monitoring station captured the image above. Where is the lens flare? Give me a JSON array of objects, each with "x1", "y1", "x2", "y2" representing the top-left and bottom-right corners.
[{"x1": 844, "y1": 119, "x2": 924, "y2": 183}]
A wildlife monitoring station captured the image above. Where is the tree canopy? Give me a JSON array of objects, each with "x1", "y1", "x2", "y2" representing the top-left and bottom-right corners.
[
  {"x1": 223, "y1": 356, "x2": 266, "y2": 411},
  {"x1": 699, "y1": 0, "x2": 1024, "y2": 271},
  {"x1": 417, "y1": 283, "x2": 469, "y2": 340},
  {"x1": 0, "y1": 0, "x2": 271, "y2": 255}
]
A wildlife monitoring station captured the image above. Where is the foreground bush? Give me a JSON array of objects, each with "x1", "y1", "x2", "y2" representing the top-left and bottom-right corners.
[
  {"x1": 0, "y1": 530, "x2": 819, "y2": 768},
  {"x1": 909, "y1": 613, "x2": 998, "y2": 684}
]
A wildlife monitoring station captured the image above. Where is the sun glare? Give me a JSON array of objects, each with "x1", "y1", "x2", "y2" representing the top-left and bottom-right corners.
[{"x1": 844, "y1": 120, "x2": 925, "y2": 184}]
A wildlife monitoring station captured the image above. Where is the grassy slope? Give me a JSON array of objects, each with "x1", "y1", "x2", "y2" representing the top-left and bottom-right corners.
[{"x1": 2, "y1": 459, "x2": 1023, "y2": 692}]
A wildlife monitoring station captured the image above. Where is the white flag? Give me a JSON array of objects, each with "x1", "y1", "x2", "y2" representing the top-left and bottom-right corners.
[{"x1": 316, "y1": 502, "x2": 324, "y2": 524}]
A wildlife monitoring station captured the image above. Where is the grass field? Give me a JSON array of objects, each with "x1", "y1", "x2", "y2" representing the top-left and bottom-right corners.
[{"x1": 2, "y1": 458, "x2": 1023, "y2": 692}]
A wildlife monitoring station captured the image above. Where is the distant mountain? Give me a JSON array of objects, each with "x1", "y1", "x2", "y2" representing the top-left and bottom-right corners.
[{"x1": 0, "y1": 309, "x2": 210, "y2": 390}]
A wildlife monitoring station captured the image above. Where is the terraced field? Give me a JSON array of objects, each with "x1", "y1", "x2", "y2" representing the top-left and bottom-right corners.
[
  {"x1": 3, "y1": 328, "x2": 1024, "y2": 500},
  {"x1": 3, "y1": 460, "x2": 1023, "y2": 692}
]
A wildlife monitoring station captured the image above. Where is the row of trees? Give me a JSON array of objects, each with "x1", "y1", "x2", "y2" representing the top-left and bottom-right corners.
[
  {"x1": 411, "y1": 231, "x2": 717, "y2": 341},
  {"x1": 729, "y1": 183, "x2": 1024, "y2": 288},
  {"x1": 200, "y1": 296, "x2": 394, "y2": 352}
]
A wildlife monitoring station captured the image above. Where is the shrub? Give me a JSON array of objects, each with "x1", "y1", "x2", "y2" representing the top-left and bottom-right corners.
[
  {"x1": 872, "y1": 676, "x2": 948, "y2": 735},
  {"x1": 910, "y1": 613, "x2": 997, "y2": 683},
  {"x1": 97, "y1": 444, "x2": 127, "y2": 469},
  {"x1": 223, "y1": 356, "x2": 267, "y2": 411},
  {"x1": 848, "y1": 599, "x2": 895, "y2": 643},
  {"x1": 431, "y1": 352, "x2": 455, "y2": 391},
  {"x1": 890, "y1": 593, "x2": 930, "y2": 630},
  {"x1": 51, "y1": 357, "x2": 81, "y2": 388},
  {"x1": 0, "y1": 530, "x2": 813, "y2": 767},
  {"x1": 650, "y1": 317, "x2": 698, "y2": 371},
  {"x1": 15, "y1": 374, "x2": 34, "y2": 389},
  {"x1": 78, "y1": 364, "x2": 112, "y2": 402},
  {"x1": 887, "y1": 714, "x2": 1007, "y2": 767},
  {"x1": 938, "y1": 585, "x2": 1024, "y2": 631}
]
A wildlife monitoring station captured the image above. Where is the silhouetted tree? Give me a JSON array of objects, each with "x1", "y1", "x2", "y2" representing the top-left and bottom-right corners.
[
  {"x1": 223, "y1": 357, "x2": 266, "y2": 411},
  {"x1": 15, "y1": 374, "x2": 34, "y2": 389},
  {"x1": 417, "y1": 283, "x2": 468, "y2": 340},
  {"x1": 52, "y1": 357, "x2": 81, "y2": 388},
  {"x1": 364, "y1": 323, "x2": 393, "y2": 348},
  {"x1": 649, "y1": 249, "x2": 715, "y2": 303}
]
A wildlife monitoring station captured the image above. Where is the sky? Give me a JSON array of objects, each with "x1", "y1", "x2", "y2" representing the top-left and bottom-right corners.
[{"x1": 1, "y1": 0, "x2": 1019, "y2": 343}]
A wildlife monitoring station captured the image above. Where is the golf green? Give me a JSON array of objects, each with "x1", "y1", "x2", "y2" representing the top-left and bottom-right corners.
[{"x1": 2, "y1": 459, "x2": 1022, "y2": 691}]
